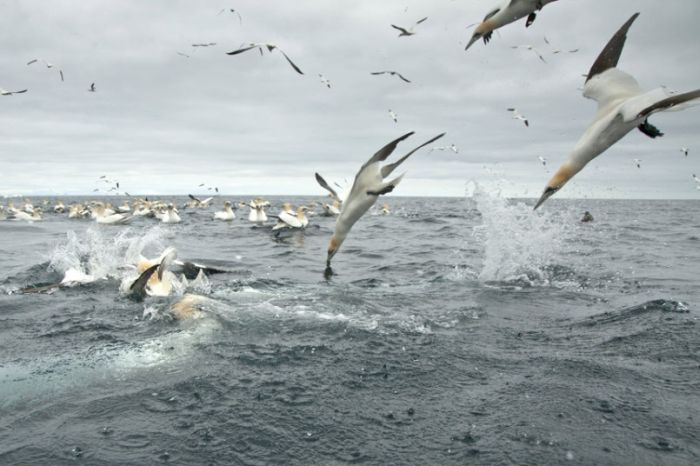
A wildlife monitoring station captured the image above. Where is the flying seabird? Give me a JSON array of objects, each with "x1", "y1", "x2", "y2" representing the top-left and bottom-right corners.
[
  {"x1": 388, "y1": 109, "x2": 398, "y2": 123},
  {"x1": 217, "y1": 8, "x2": 242, "y2": 24},
  {"x1": 534, "y1": 13, "x2": 700, "y2": 209},
  {"x1": 538, "y1": 156, "x2": 547, "y2": 166},
  {"x1": 319, "y1": 74, "x2": 331, "y2": 88},
  {"x1": 465, "y1": 0, "x2": 560, "y2": 50},
  {"x1": 226, "y1": 43, "x2": 303, "y2": 74},
  {"x1": 27, "y1": 58, "x2": 64, "y2": 81},
  {"x1": 370, "y1": 70, "x2": 411, "y2": 83},
  {"x1": 324, "y1": 131, "x2": 445, "y2": 276},
  {"x1": 88, "y1": 83, "x2": 96, "y2": 92},
  {"x1": 176, "y1": 51, "x2": 191, "y2": 58},
  {"x1": 511, "y1": 44, "x2": 547, "y2": 63},
  {"x1": 633, "y1": 158, "x2": 642, "y2": 168},
  {"x1": 390, "y1": 17, "x2": 428, "y2": 37},
  {"x1": 192, "y1": 42, "x2": 217, "y2": 47},
  {"x1": 681, "y1": 147, "x2": 689, "y2": 157},
  {"x1": 507, "y1": 108, "x2": 529, "y2": 127},
  {"x1": 1, "y1": 88, "x2": 27, "y2": 96}
]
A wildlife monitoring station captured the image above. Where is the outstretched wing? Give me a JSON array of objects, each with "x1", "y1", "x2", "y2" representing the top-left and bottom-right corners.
[
  {"x1": 315, "y1": 173, "x2": 340, "y2": 201},
  {"x1": 359, "y1": 132, "x2": 415, "y2": 174},
  {"x1": 226, "y1": 44, "x2": 258, "y2": 56},
  {"x1": 129, "y1": 264, "x2": 159, "y2": 301},
  {"x1": 381, "y1": 133, "x2": 446, "y2": 178},
  {"x1": 586, "y1": 12, "x2": 640, "y2": 83},
  {"x1": 637, "y1": 89, "x2": 700, "y2": 119}
]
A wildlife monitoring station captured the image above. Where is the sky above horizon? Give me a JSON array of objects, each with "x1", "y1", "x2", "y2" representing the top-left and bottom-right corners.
[{"x1": 1, "y1": 0, "x2": 699, "y2": 199}]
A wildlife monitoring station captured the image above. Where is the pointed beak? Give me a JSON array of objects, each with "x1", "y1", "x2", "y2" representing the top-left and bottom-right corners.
[
  {"x1": 534, "y1": 186, "x2": 558, "y2": 210},
  {"x1": 465, "y1": 34, "x2": 481, "y2": 51}
]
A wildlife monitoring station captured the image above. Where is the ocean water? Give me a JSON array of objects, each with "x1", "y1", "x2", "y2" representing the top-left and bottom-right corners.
[{"x1": 1, "y1": 191, "x2": 699, "y2": 465}]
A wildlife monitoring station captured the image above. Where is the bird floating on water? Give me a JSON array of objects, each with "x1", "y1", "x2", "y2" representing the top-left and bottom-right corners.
[{"x1": 534, "y1": 13, "x2": 700, "y2": 209}]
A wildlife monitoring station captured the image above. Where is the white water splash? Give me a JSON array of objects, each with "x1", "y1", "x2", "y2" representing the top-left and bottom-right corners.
[{"x1": 470, "y1": 184, "x2": 575, "y2": 285}]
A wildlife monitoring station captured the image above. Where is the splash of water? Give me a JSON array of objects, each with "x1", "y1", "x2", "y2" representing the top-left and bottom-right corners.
[{"x1": 471, "y1": 184, "x2": 575, "y2": 286}]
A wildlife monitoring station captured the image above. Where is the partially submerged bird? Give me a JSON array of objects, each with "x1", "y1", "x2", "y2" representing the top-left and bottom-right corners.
[
  {"x1": 465, "y1": 0, "x2": 560, "y2": 50},
  {"x1": 534, "y1": 13, "x2": 700, "y2": 209},
  {"x1": 226, "y1": 43, "x2": 303, "y2": 74},
  {"x1": 324, "y1": 131, "x2": 445, "y2": 275}
]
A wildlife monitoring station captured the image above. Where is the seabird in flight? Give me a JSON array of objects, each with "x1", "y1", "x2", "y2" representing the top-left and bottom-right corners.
[
  {"x1": 226, "y1": 43, "x2": 304, "y2": 74},
  {"x1": 370, "y1": 70, "x2": 411, "y2": 83},
  {"x1": 534, "y1": 13, "x2": 700, "y2": 209},
  {"x1": 390, "y1": 17, "x2": 428, "y2": 37}
]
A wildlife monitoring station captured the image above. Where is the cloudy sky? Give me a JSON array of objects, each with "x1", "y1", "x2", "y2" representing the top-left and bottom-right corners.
[{"x1": 1, "y1": 0, "x2": 699, "y2": 198}]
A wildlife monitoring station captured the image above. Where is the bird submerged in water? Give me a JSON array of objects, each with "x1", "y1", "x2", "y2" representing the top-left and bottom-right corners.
[
  {"x1": 465, "y1": 0, "x2": 559, "y2": 50},
  {"x1": 324, "y1": 131, "x2": 445, "y2": 277},
  {"x1": 534, "y1": 12, "x2": 700, "y2": 209}
]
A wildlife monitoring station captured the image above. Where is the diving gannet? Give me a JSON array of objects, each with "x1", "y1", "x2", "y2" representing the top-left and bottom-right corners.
[
  {"x1": 465, "y1": 0, "x2": 559, "y2": 50},
  {"x1": 390, "y1": 17, "x2": 428, "y2": 37},
  {"x1": 214, "y1": 201, "x2": 236, "y2": 221},
  {"x1": 324, "y1": 131, "x2": 445, "y2": 274},
  {"x1": 534, "y1": 13, "x2": 700, "y2": 209},
  {"x1": 226, "y1": 43, "x2": 303, "y2": 74}
]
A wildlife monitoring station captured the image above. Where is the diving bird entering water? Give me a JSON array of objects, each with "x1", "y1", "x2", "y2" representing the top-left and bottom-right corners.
[
  {"x1": 534, "y1": 12, "x2": 700, "y2": 209},
  {"x1": 324, "y1": 131, "x2": 445, "y2": 276}
]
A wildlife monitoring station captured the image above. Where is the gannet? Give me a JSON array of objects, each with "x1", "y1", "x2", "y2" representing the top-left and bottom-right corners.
[
  {"x1": 214, "y1": 201, "x2": 236, "y2": 221},
  {"x1": 1, "y1": 87, "x2": 27, "y2": 96},
  {"x1": 53, "y1": 201, "x2": 66, "y2": 213},
  {"x1": 88, "y1": 83, "x2": 96, "y2": 92},
  {"x1": 465, "y1": 0, "x2": 559, "y2": 50},
  {"x1": 510, "y1": 44, "x2": 547, "y2": 63},
  {"x1": 248, "y1": 200, "x2": 268, "y2": 223},
  {"x1": 370, "y1": 70, "x2": 411, "y2": 83},
  {"x1": 11, "y1": 207, "x2": 42, "y2": 222},
  {"x1": 92, "y1": 202, "x2": 131, "y2": 224},
  {"x1": 538, "y1": 156, "x2": 547, "y2": 166},
  {"x1": 534, "y1": 13, "x2": 700, "y2": 209},
  {"x1": 319, "y1": 74, "x2": 331, "y2": 88},
  {"x1": 129, "y1": 247, "x2": 179, "y2": 300},
  {"x1": 116, "y1": 200, "x2": 130, "y2": 213},
  {"x1": 633, "y1": 158, "x2": 642, "y2": 169},
  {"x1": 187, "y1": 194, "x2": 213, "y2": 208},
  {"x1": 321, "y1": 200, "x2": 341, "y2": 217},
  {"x1": 160, "y1": 204, "x2": 181, "y2": 224},
  {"x1": 272, "y1": 205, "x2": 309, "y2": 231},
  {"x1": 324, "y1": 131, "x2": 445, "y2": 274},
  {"x1": 27, "y1": 58, "x2": 64, "y2": 81},
  {"x1": 507, "y1": 108, "x2": 529, "y2": 127},
  {"x1": 217, "y1": 8, "x2": 242, "y2": 24},
  {"x1": 226, "y1": 43, "x2": 303, "y2": 74},
  {"x1": 380, "y1": 203, "x2": 391, "y2": 215},
  {"x1": 681, "y1": 147, "x2": 689, "y2": 157},
  {"x1": 390, "y1": 17, "x2": 428, "y2": 37},
  {"x1": 388, "y1": 109, "x2": 398, "y2": 123}
]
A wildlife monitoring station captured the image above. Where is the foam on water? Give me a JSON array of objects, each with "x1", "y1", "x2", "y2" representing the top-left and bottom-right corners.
[{"x1": 470, "y1": 184, "x2": 576, "y2": 286}]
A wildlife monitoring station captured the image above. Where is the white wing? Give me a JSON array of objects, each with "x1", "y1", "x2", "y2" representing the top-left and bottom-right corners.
[
  {"x1": 277, "y1": 211, "x2": 302, "y2": 228},
  {"x1": 583, "y1": 68, "x2": 642, "y2": 110}
]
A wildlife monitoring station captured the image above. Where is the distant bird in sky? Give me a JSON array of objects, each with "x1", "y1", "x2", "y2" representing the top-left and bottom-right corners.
[
  {"x1": 388, "y1": 109, "x2": 398, "y2": 123},
  {"x1": 692, "y1": 174, "x2": 700, "y2": 184},
  {"x1": 390, "y1": 17, "x2": 428, "y2": 37},
  {"x1": 88, "y1": 83, "x2": 96, "y2": 92},
  {"x1": 370, "y1": 70, "x2": 411, "y2": 83},
  {"x1": 27, "y1": 58, "x2": 64, "y2": 81},
  {"x1": 538, "y1": 156, "x2": 547, "y2": 166},
  {"x1": 176, "y1": 51, "x2": 191, "y2": 58},
  {"x1": 465, "y1": 0, "x2": 560, "y2": 50},
  {"x1": 1, "y1": 87, "x2": 27, "y2": 96},
  {"x1": 217, "y1": 8, "x2": 242, "y2": 24},
  {"x1": 324, "y1": 131, "x2": 445, "y2": 276},
  {"x1": 430, "y1": 144, "x2": 459, "y2": 154},
  {"x1": 507, "y1": 108, "x2": 529, "y2": 127},
  {"x1": 680, "y1": 147, "x2": 689, "y2": 157},
  {"x1": 226, "y1": 43, "x2": 303, "y2": 74},
  {"x1": 534, "y1": 13, "x2": 700, "y2": 209},
  {"x1": 192, "y1": 42, "x2": 217, "y2": 47},
  {"x1": 319, "y1": 74, "x2": 331, "y2": 88},
  {"x1": 511, "y1": 44, "x2": 547, "y2": 63},
  {"x1": 633, "y1": 158, "x2": 642, "y2": 168}
]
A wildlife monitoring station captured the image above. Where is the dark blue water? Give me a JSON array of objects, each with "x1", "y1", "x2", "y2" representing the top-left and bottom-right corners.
[{"x1": 1, "y1": 192, "x2": 699, "y2": 465}]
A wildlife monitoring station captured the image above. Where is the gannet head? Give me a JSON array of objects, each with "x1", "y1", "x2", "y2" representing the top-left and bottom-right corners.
[
  {"x1": 224, "y1": 201, "x2": 232, "y2": 208},
  {"x1": 534, "y1": 163, "x2": 576, "y2": 210},
  {"x1": 326, "y1": 234, "x2": 341, "y2": 268},
  {"x1": 465, "y1": 20, "x2": 494, "y2": 50}
]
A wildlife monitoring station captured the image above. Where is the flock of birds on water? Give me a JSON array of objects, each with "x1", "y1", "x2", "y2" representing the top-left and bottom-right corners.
[{"x1": 3, "y1": 1, "x2": 700, "y2": 310}]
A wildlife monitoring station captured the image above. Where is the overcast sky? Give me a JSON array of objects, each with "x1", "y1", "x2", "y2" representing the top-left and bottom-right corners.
[{"x1": 1, "y1": 0, "x2": 699, "y2": 198}]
